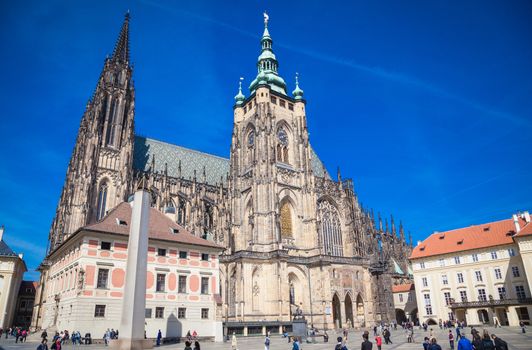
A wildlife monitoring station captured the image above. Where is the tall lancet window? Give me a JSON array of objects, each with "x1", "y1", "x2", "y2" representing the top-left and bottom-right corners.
[
  {"x1": 96, "y1": 182, "x2": 108, "y2": 221},
  {"x1": 280, "y1": 201, "x2": 293, "y2": 238},
  {"x1": 276, "y1": 127, "x2": 289, "y2": 164},
  {"x1": 318, "y1": 200, "x2": 343, "y2": 256},
  {"x1": 247, "y1": 130, "x2": 255, "y2": 165}
]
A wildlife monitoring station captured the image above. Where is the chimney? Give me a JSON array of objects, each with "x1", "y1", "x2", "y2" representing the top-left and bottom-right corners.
[
  {"x1": 513, "y1": 214, "x2": 521, "y2": 233},
  {"x1": 522, "y1": 211, "x2": 531, "y2": 224},
  {"x1": 18, "y1": 253, "x2": 24, "y2": 260},
  {"x1": 0, "y1": 225, "x2": 4, "y2": 241},
  {"x1": 417, "y1": 240, "x2": 422, "y2": 246}
]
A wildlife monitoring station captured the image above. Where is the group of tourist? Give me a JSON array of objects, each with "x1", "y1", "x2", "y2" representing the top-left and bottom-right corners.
[{"x1": 0, "y1": 327, "x2": 29, "y2": 343}]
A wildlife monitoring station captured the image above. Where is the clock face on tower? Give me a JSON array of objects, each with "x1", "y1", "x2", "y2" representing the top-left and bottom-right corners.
[{"x1": 277, "y1": 128, "x2": 288, "y2": 146}]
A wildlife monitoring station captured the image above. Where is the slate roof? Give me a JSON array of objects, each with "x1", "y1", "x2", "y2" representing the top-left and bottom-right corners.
[
  {"x1": 133, "y1": 136, "x2": 330, "y2": 186},
  {"x1": 85, "y1": 202, "x2": 223, "y2": 249},
  {"x1": 410, "y1": 217, "x2": 529, "y2": 259},
  {"x1": 0, "y1": 240, "x2": 17, "y2": 257}
]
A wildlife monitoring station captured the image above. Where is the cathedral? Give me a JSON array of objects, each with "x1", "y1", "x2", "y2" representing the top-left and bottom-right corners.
[{"x1": 36, "y1": 13, "x2": 413, "y2": 334}]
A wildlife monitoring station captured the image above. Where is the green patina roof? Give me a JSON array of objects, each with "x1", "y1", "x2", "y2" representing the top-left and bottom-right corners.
[
  {"x1": 248, "y1": 20, "x2": 287, "y2": 95},
  {"x1": 134, "y1": 136, "x2": 330, "y2": 186},
  {"x1": 392, "y1": 258, "x2": 405, "y2": 274}
]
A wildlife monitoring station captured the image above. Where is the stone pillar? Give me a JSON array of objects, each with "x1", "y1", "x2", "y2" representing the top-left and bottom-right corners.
[{"x1": 112, "y1": 189, "x2": 152, "y2": 350}]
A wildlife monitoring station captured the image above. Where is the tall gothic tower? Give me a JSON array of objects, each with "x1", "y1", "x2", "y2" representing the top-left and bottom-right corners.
[
  {"x1": 48, "y1": 14, "x2": 135, "y2": 251},
  {"x1": 229, "y1": 15, "x2": 319, "y2": 253}
]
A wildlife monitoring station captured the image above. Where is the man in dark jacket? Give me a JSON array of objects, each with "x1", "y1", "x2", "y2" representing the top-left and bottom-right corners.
[
  {"x1": 491, "y1": 334, "x2": 508, "y2": 350},
  {"x1": 361, "y1": 333, "x2": 373, "y2": 350}
]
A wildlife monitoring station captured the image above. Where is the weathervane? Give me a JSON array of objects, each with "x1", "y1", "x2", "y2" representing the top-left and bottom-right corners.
[{"x1": 264, "y1": 12, "x2": 269, "y2": 26}]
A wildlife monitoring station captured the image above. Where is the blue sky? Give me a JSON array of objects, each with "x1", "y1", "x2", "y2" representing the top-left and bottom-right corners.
[{"x1": 1, "y1": 1, "x2": 531, "y2": 280}]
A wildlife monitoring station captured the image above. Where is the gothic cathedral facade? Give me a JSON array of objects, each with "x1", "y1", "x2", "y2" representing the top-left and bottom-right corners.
[{"x1": 39, "y1": 14, "x2": 413, "y2": 331}]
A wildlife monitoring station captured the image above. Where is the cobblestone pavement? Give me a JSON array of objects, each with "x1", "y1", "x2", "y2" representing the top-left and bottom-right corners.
[{"x1": 1, "y1": 327, "x2": 531, "y2": 350}]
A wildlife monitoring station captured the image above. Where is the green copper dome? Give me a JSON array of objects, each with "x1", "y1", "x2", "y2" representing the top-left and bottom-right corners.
[
  {"x1": 249, "y1": 14, "x2": 287, "y2": 95},
  {"x1": 234, "y1": 78, "x2": 245, "y2": 106},
  {"x1": 292, "y1": 73, "x2": 304, "y2": 100}
]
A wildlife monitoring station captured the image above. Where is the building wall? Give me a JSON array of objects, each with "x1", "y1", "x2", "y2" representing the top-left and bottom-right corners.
[
  {"x1": 39, "y1": 232, "x2": 221, "y2": 339},
  {"x1": 0, "y1": 257, "x2": 26, "y2": 328},
  {"x1": 393, "y1": 289, "x2": 417, "y2": 322},
  {"x1": 412, "y1": 243, "x2": 532, "y2": 326}
]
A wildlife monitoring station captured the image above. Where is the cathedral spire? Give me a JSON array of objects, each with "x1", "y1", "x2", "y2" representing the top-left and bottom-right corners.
[
  {"x1": 249, "y1": 12, "x2": 287, "y2": 95},
  {"x1": 111, "y1": 12, "x2": 130, "y2": 64}
]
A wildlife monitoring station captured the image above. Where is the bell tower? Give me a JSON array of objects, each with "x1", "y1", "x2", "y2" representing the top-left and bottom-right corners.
[
  {"x1": 48, "y1": 13, "x2": 135, "y2": 252},
  {"x1": 229, "y1": 14, "x2": 318, "y2": 254}
]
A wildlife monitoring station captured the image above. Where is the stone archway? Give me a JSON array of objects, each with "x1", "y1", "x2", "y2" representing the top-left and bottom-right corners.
[
  {"x1": 345, "y1": 293, "x2": 354, "y2": 328},
  {"x1": 395, "y1": 309, "x2": 407, "y2": 323},
  {"x1": 356, "y1": 294, "x2": 365, "y2": 327},
  {"x1": 332, "y1": 293, "x2": 342, "y2": 329}
]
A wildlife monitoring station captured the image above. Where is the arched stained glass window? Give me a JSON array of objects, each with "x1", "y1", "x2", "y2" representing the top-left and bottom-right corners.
[
  {"x1": 318, "y1": 200, "x2": 343, "y2": 256},
  {"x1": 96, "y1": 183, "x2": 108, "y2": 221},
  {"x1": 280, "y1": 201, "x2": 293, "y2": 238}
]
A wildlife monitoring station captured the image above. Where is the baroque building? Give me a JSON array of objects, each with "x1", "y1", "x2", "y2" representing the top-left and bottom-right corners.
[
  {"x1": 410, "y1": 212, "x2": 532, "y2": 327},
  {"x1": 36, "y1": 13, "x2": 413, "y2": 334}
]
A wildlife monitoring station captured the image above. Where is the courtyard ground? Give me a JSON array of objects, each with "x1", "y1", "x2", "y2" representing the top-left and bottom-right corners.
[{"x1": 0, "y1": 327, "x2": 530, "y2": 350}]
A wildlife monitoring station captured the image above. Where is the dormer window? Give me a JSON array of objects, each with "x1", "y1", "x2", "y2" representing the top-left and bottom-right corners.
[
  {"x1": 170, "y1": 228, "x2": 179, "y2": 234},
  {"x1": 116, "y1": 218, "x2": 127, "y2": 226}
]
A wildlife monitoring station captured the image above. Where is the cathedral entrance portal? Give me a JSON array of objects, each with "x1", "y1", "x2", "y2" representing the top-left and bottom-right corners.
[
  {"x1": 332, "y1": 293, "x2": 342, "y2": 329},
  {"x1": 345, "y1": 294, "x2": 354, "y2": 328}
]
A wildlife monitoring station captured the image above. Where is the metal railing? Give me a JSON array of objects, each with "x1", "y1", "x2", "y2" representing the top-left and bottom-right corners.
[{"x1": 449, "y1": 298, "x2": 532, "y2": 309}]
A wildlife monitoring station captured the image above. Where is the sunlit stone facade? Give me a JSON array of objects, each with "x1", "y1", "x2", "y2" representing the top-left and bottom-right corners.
[{"x1": 34, "y1": 14, "x2": 413, "y2": 336}]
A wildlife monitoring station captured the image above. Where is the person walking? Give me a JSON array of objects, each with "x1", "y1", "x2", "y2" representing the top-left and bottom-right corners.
[
  {"x1": 37, "y1": 339, "x2": 49, "y2": 350},
  {"x1": 490, "y1": 334, "x2": 508, "y2": 350},
  {"x1": 264, "y1": 334, "x2": 270, "y2": 350},
  {"x1": 374, "y1": 333, "x2": 382, "y2": 350},
  {"x1": 231, "y1": 332, "x2": 237, "y2": 350},
  {"x1": 384, "y1": 328, "x2": 392, "y2": 344},
  {"x1": 361, "y1": 333, "x2": 373, "y2": 350},
  {"x1": 449, "y1": 330, "x2": 455, "y2": 350},
  {"x1": 292, "y1": 337, "x2": 300, "y2": 350},
  {"x1": 428, "y1": 338, "x2": 442, "y2": 350},
  {"x1": 481, "y1": 331, "x2": 495, "y2": 350},
  {"x1": 156, "y1": 330, "x2": 162, "y2": 346},
  {"x1": 457, "y1": 332, "x2": 473, "y2": 350},
  {"x1": 423, "y1": 337, "x2": 430, "y2": 350},
  {"x1": 41, "y1": 330, "x2": 48, "y2": 341},
  {"x1": 104, "y1": 329, "x2": 111, "y2": 346},
  {"x1": 520, "y1": 321, "x2": 526, "y2": 333}
]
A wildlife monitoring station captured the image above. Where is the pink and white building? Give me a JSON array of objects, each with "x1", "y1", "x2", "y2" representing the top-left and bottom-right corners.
[{"x1": 35, "y1": 202, "x2": 224, "y2": 340}]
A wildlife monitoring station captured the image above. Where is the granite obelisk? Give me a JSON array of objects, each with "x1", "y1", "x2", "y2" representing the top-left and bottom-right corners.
[{"x1": 113, "y1": 182, "x2": 152, "y2": 350}]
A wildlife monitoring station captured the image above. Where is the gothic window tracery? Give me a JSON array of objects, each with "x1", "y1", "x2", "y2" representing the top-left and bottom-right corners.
[
  {"x1": 96, "y1": 182, "x2": 108, "y2": 221},
  {"x1": 276, "y1": 127, "x2": 289, "y2": 164},
  {"x1": 246, "y1": 130, "x2": 255, "y2": 165},
  {"x1": 280, "y1": 201, "x2": 293, "y2": 238},
  {"x1": 318, "y1": 200, "x2": 343, "y2": 256}
]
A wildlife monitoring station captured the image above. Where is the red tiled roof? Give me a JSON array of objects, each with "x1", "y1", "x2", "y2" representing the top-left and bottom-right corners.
[
  {"x1": 516, "y1": 222, "x2": 532, "y2": 237},
  {"x1": 392, "y1": 283, "x2": 414, "y2": 293},
  {"x1": 85, "y1": 202, "x2": 223, "y2": 250},
  {"x1": 410, "y1": 217, "x2": 529, "y2": 259}
]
